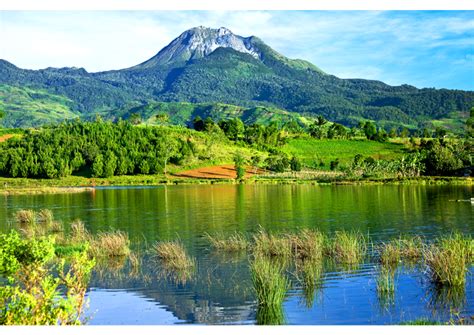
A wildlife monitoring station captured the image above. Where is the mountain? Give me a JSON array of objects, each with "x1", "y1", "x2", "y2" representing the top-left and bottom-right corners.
[{"x1": 0, "y1": 26, "x2": 472, "y2": 129}]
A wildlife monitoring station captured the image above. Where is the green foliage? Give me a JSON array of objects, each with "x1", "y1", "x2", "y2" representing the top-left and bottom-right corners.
[
  {"x1": 0, "y1": 84, "x2": 79, "y2": 128},
  {"x1": 1, "y1": 28, "x2": 473, "y2": 132},
  {"x1": 0, "y1": 120, "x2": 193, "y2": 178},
  {"x1": 250, "y1": 256, "x2": 289, "y2": 307},
  {"x1": 233, "y1": 151, "x2": 246, "y2": 180},
  {"x1": 0, "y1": 230, "x2": 95, "y2": 325},
  {"x1": 290, "y1": 156, "x2": 302, "y2": 172},
  {"x1": 0, "y1": 231, "x2": 55, "y2": 276},
  {"x1": 421, "y1": 139, "x2": 469, "y2": 176}
]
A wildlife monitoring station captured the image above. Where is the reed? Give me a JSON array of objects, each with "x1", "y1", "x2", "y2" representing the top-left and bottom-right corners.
[
  {"x1": 153, "y1": 241, "x2": 195, "y2": 270},
  {"x1": 424, "y1": 244, "x2": 467, "y2": 287},
  {"x1": 379, "y1": 241, "x2": 401, "y2": 267},
  {"x1": 70, "y1": 220, "x2": 90, "y2": 243},
  {"x1": 36, "y1": 209, "x2": 54, "y2": 225},
  {"x1": 15, "y1": 209, "x2": 36, "y2": 225},
  {"x1": 252, "y1": 229, "x2": 292, "y2": 259},
  {"x1": 297, "y1": 259, "x2": 323, "y2": 308},
  {"x1": 90, "y1": 231, "x2": 130, "y2": 257},
  {"x1": 206, "y1": 232, "x2": 248, "y2": 252},
  {"x1": 376, "y1": 266, "x2": 396, "y2": 295},
  {"x1": 327, "y1": 231, "x2": 367, "y2": 264},
  {"x1": 437, "y1": 232, "x2": 473, "y2": 263},
  {"x1": 250, "y1": 256, "x2": 289, "y2": 307},
  {"x1": 289, "y1": 229, "x2": 326, "y2": 260}
]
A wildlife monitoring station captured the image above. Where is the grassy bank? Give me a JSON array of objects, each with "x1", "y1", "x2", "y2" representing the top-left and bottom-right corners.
[{"x1": 0, "y1": 175, "x2": 471, "y2": 193}]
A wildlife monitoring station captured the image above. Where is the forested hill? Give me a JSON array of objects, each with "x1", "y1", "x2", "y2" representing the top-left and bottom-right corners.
[{"x1": 0, "y1": 26, "x2": 472, "y2": 129}]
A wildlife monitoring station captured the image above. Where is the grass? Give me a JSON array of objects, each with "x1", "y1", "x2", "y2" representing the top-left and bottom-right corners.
[
  {"x1": 296, "y1": 259, "x2": 323, "y2": 308},
  {"x1": 250, "y1": 256, "x2": 289, "y2": 307},
  {"x1": 376, "y1": 266, "x2": 396, "y2": 296},
  {"x1": 90, "y1": 231, "x2": 131, "y2": 258},
  {"x1": 15, "y1": 209, "x2": 36, "y2": 225},
  {"x1": 282, "y1": 137, "x2": 407, "y2": 169},
  {"x1": 252, "y1": 229, "x2": 293, "y2": 259},
  {"x1": 70, "y1": 219, "x2": 90, "y2": 243},
  {"x1": 15, "y1": 208, "x2": 65, "y2": 238},
  {"x1": 400, "y1": 319, "x2": 443, "y2": 325},
  {"x1": 378, "y1": 236, "x2": 424, "y2": 267},
  {"x1": 153, "y1": 241, "x2": 195, "y2": 270},
  {"x1": 327, "y1": 231, "x2": 367, "y2": 264},
  {"x1": 424, "y1": 234, "x2": 471, "y2": 287},
  {"x1": 289, "y1": 229, "x2": 326, "y2": 260},
  {"x1": 205, "y1": 232, "x2": 248, "y2": 252}
]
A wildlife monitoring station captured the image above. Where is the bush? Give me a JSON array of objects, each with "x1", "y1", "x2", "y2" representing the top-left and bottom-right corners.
[{"x1": 0, "y1": 231, "x2": 94, "y2": 325}]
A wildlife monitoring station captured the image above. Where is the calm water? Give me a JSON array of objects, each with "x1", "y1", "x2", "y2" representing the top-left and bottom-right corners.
[{"x1": 0, "y1": 184, "x2": 472, "y2": 325}]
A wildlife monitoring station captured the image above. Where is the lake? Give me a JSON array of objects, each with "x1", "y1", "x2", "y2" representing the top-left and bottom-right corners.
[{"x1": 0, "y1": 184, "x2": 472, "y2": 325}]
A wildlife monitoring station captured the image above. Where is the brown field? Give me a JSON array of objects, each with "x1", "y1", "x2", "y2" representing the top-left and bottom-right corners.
[
  {"x1": 174, "y1": 164, "x2": 264, "y2": 179},
  {"x1": 0, "y1": 134, "x2": 14, "y2": 142}
]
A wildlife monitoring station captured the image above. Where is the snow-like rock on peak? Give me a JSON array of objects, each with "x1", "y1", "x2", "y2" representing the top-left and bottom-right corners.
[{"x1": 135, "y1": 26, "x2": 260, "y2": 68}]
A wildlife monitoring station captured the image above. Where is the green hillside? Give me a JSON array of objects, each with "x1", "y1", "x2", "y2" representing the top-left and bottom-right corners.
[
  {"x1": 109, "y1": 101, "x2": 315, "y2": 127},
  {"x1": 0, "y1": 84, "x2": 79, "y2": 127},
  {"x1": 0, "y1": 27, "x2": 472, "y2": 130}
]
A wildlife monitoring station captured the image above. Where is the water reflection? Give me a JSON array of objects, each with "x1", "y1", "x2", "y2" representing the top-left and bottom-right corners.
[{"x1": 0, "y1": 184, "x2": 472, "y2": 324}]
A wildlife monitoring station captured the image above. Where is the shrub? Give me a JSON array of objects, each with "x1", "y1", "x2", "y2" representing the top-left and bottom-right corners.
[{"x1": 0, "y1": 231, "x2": 94, "y2": 325}]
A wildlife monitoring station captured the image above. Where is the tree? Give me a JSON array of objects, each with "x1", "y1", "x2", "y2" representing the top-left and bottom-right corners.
[
  {"x1": 400, "y1": 127, "x2": 410, "y2": 138},
  {"x1": 193, "y1": 116, "x2": 205, "y2": 131},
  {"x1": 104, "y1": 151, "x2": 117, "y2": 177},
  {"x1": 233, "y1": 151, "x2": 246, "y2": 180},
  {"x1": 251, "y1": 155, "x2": 262, "y2": 174},
  {"x1": 219, "y1": 118, "x2": 244, "y2": 141},
  {"x1": 388, "y1": 127, "x2": 398, "y2": 138},
  {"x1": 155, "y1": 113, "x2": 169, "y2": 125},
  {"x1": 129, "y1": 113, "x2": 142, "y2": 125},
  {"x1": 363, "y1": 122, "x2": 377, "y2": 140},
  {"x1": 434, "y1": 127, "x2": 447, "y2": 138},
  {"x1": 316, "y1": 116, "x2": 328, "y2": 126},
  {"x1": 290, "y1": 156, "x2": 302, "y2": 172},
  {"x1": 91, "y1": 154, "x2": 104, "y2": 177}
]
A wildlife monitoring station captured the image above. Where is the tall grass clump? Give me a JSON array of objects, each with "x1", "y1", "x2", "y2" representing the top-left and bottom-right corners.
[
  {"x1": 438, "y1": 232, "x2": 473, "y2": 263},
  {"x1": 296, "y1": 259, "x2": 323, "y2": 308},
  {"x1": 424, "y1": 233, "x2": 471, "y2": 287},
  {"x1": 252, "y1": 229, "x2": 292, "y2": 259},
  {"x1": 289, "y1": 229, "x2": 326, "y2": 260},
  {"x1": 379, "y1": 236, "x2": 424, "y2": 267},
  {"x1": 376, "y1": 266, "x2": 396, "y2": 296},
  {"x1": 327, "y1": 231, "x2": 367, "y2": 264},
  {"x1": 70, "y1": 219, "x2": 90, "y2": 243},
  {"x1": 206, "y1": 232, "x2": 248, "y2": 252},
  {"x1": 36, "y1": 209, "x2": 54, "y2": 225},
  {"x1": 154, "y1": 241, "x2": 195, "y2": 270},
  {"x1": 378, "y1": 242, "x2": 401, "y2": 267},
  {"x1": 250, "y1": 256, "x2": 289, "y2": 308},
  {"x1": 90, "y1": 231, "x2": 130, "y2": 258},
  {"x1": 15, "y1": 209, "x2": 36, "y2": 225},
  {"x1": 153, "y1": 241, "x2": 195, "y2": 285}
]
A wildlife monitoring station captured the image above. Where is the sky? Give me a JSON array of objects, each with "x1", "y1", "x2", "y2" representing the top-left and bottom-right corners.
[{"x1": 0, "y1": 10, "x2": 473, "y2": 90}]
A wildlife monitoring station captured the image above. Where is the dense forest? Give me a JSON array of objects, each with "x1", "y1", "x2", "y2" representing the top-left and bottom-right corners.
[{"x1": 0, "y1": 112, "x2": 472, "y2": 179}]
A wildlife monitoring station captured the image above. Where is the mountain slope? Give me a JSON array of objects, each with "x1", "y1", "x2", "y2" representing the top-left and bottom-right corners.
[
  {"x1": 0, "y1": 26, "x2": 472, "y2": 129},
  {"x1": 0, "y1": 84, "x2": 79, "y2": 127}
]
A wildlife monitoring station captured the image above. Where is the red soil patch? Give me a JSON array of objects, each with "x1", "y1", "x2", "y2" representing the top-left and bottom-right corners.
[
  {"x1": 174, "y1": 164, "x2": 265, "y2": 179},
  {"x1": 0, "y1": 134, "x2": 14, "y2": 143}
]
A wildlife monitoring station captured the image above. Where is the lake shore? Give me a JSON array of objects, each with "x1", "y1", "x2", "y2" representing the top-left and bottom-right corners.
[{"x1": 0, "y1": 175, "x2": 471, "y2": 194}]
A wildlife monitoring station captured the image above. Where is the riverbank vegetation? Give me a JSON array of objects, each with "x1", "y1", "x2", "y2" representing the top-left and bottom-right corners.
[
  {"x1": 0, "y1": 109, "x2": 471, "y2": 185},
  {"x1": 1, "y1": 206, "x2": 472, "y2": 324}
]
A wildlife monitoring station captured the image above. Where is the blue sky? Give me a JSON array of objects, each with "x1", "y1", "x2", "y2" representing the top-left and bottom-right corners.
[{"x1": 0, "y1": 11, "x2": 473, "y2": 90}]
